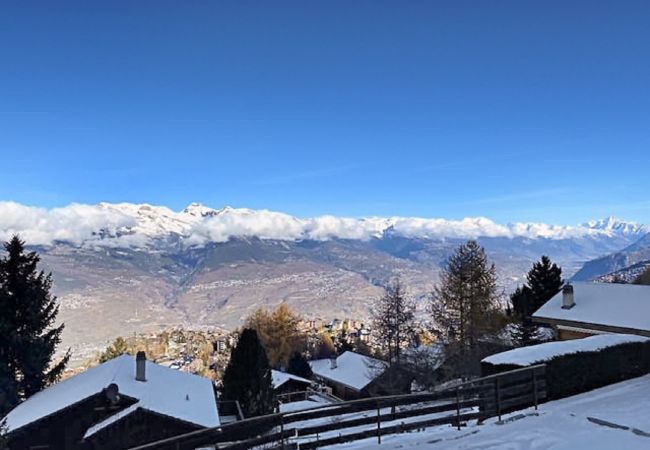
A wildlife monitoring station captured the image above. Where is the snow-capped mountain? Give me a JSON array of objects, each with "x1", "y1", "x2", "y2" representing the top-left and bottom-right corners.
[
  {"x1": 1, "y1": 201, "x2": 646, "y2": 248},
  {"x1": 1, "y1": 200, "x2": 646, "y2": 363},
  {"x1": 584, "y1": 216, "x2": 647, "y2": 235}
]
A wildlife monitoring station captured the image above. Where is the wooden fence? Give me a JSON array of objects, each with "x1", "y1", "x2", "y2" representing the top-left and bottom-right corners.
[{"x1": 127, "y1": 364, "x2": 546, "y2": 450}]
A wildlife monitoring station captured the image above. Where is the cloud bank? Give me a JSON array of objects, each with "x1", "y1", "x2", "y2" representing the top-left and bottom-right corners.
[{"x1": 0, "y1": 201, "x2": 645, "y2": 248}]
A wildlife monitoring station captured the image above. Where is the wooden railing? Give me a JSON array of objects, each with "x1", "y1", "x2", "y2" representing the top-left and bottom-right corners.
[{"x1": 126, "y1": 364, "x2": 546, "y2": 450}]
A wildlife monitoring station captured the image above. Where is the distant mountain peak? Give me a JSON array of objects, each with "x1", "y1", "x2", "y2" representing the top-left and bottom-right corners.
[
  {"x1": 182, "y1": 202, "x2": 219, "y2": 217},
  {"x1": 584, "y1": 216, "x2": 646, "y2": 235},
  {"x1": 1, "y1": 201, "x2": 647, "y2": 248}
]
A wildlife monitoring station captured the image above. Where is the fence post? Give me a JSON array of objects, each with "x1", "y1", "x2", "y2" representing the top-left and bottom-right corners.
[
  {"x1": 455, "y1": 387, "x2": 461, "y2": 430},
  {"x1": 280, "y1": 415, "x2": 285, "y2": 450},
  {"x1": 495, "y1": 376, "x2": 501, "y2": 422},
  {"x1": 377, "y1": 402, "x2": 382, "y2": 445},
  {"x1": 532, "y1": 369, "x2": 538, "y2": 411}
]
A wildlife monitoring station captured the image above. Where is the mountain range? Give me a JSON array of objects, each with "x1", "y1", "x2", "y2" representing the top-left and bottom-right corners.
[{"x1": 1, "y1": 201, "x2": 648, "y2": 363}]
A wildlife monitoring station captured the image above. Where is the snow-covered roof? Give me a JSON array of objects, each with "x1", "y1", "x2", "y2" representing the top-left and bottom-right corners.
[
  {"x1": 309, "y1": 351, "x2": 387, "y2": 392},
  {"x1": 271, "y1": 370, "x2": 313, "y2": 389},
  {"x1": 482, "y1": 333, "x2": 649, "y2": 367},
  {"x1": 3, "y1": 354, "x2": 220, "y2": 434},
  {"x1": 533, "y1": 282, "x2": 650, "y2": 333}
]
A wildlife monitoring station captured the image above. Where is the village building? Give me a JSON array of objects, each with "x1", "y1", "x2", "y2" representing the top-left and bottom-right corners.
[
  {"x1": 271, "y1": 370, "x2": 313, "y2": 402},
  {"x1": 2, "y1": 352, "x2": 220, "y2": 450},
  {"x1": 533, "y1": 282, "x2": 650, "y2": 340},
  {"x1": 309, "y1": 351, "x2": 411, "y2": 400}
]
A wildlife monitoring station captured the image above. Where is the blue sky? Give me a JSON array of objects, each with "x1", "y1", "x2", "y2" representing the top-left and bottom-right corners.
[{"x1": 1, "y1": 1, "x2": 649, "y2": 224}]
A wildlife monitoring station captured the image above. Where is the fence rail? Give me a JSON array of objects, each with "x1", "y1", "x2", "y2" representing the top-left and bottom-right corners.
[{"x1": 127, "y1": 364, "x2": 546, "y2": 450}]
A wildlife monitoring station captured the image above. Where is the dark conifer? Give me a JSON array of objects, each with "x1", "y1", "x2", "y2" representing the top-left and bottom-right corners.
[
  {"x1": 0, "y1": 236, "x2": 69, "y2": 411},
  {"x1": 287, "y1": 352, "x2": 313, "y2": 379},
  {"x1": 526, "y1": 255, "x2": 563, "y2": 311},
  {"x1": 222, "y1": 328, "x2": 275, "y2": 417},
  {"x1": 510, "y1": 285, "x2": 538, "y2": 346}
]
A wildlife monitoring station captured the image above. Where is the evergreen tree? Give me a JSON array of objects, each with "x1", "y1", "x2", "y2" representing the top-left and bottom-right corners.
[
  {"x1": 0, "y1": 236, "x2": 69, "y2": 409},
  {"x1": 431, "y1": 240, "x2": 500, "y2": 353},
  {"x1": 509, "y1": 285, "x2": 538, "y2": 346},
  {"x1": 526, "y1": 255, "x2": 563, "y2": 311},
  {"x1": 509, "y1": 256, "x2": 563, "y2": 347},
  {"x1": 371, "y1": 278, "x2": 416, "y2": 365},
  {"x1": 99, "y1": 336, "x2": 131, "y2": 363},
  {"x1": 287, "y1": 352, "x2": 313, "y2": 378},
  {"x1": 222, "y1": 328, "x2": 275, "y2": 417},
  {"x1": 0, "y1": 284, "x2": 19, "y2": 416}
]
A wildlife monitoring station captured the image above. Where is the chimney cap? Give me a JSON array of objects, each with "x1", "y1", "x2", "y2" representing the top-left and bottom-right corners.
[
  {"x1": 563, "y1": 284, "x2": 574, "y2": 293},
  {"x1": 136, "y1": 351, "x2": 147, "y2": 382}
]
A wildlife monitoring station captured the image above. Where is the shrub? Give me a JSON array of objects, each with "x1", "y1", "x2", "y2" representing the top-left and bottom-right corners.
[{"x1": 481, "y1": 340, "x2": 650, "y2": 400}]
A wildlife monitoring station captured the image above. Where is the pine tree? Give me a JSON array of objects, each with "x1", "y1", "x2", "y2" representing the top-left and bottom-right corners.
[
  {"x1": 222, "y1": 328, "x2": 275, "y2": 418},
  {"x1": 431, "y1": 240, "x2": 500, "y2": 353},
  {"x1": 526, "y1": 255, "x2": 563, "y2": 311},
  {"x1": 0, "y1": 236, "x2": 69, "y2": 408},
  {"x1": 509, "y1": 256, "x2": 563, "y2": 347},
  {"x1": 287, "y1": 352, "x2": 313, "y2": 379},
  {"x1": 509, "y1": 285, "x2": 538, "y2": 346},
  {"x1": 371, "y1": 278, "x2": 416, "y2": 365},
  {"x1": 99, "y1": 336, "x2": 131, "y2": 363},
  {"x1": 0, "y1": 283, "x2": 19, "y2": 416}
]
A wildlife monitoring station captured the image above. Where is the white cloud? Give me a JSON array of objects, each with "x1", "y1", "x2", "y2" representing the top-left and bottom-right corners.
[
  {"x1": 0, "y1": 201, "x2": 644, "y2": 248},
  {"x1": 0, "y1": 202, "x2": 136, "y2": 246}
]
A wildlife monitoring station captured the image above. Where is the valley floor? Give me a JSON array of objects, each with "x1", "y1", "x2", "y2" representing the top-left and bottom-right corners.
[{"x1": 321, "y1": 374, "x2": 650, "y2": 450}]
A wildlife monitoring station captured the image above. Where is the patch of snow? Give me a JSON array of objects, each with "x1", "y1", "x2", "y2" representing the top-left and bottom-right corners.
[
  {"x1": 272, "y1": 370, "x2": 313, "y2": 389},
  {"x1": 279, "y1": 395, "x2": 333, "y2": 413},
  {"x1": 83, "y1": 402, "x2": 142, "y2": 438},
  {"x1": 482, "y1": 333, "x2": 648, "y2": 366}
]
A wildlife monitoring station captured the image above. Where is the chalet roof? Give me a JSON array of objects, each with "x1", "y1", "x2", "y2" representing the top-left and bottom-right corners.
[
  {"x1": 310, "y1": 351, "x2": 387, "y2": 392},
  {"x1": 3, "y1": 354, "x2": 220, "y2": 434},
  {"x1": 271, "y1": 370, "x2": 313, "y2": 389},
  {"x1": 533, "y1": 282, "x2": 650, "y2": 333},
  {"x1": 482, "y1": 333, "x2": 649, "y2": 367}
]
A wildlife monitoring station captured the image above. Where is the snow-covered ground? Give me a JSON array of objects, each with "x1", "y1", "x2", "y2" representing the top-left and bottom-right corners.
[{"x1": 321, "y1": 374, "x2": 650, "y2": 449}]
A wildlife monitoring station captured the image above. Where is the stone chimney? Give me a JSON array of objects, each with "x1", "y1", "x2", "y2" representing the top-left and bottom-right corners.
[
  {"x1": 562, "y1": 284, "x2": 575, "y2": 309},
  {"x1": 330, "y1": 356, "x2": 337, "y2": 370},
  {"x1": 136, "y1": 351, "x2": 147, "y2": 382}
]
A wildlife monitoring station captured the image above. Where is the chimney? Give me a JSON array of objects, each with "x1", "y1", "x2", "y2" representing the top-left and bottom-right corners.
[
  {"x1": 330, "y1": 356, "x2": 337, "y2": 370},
  {"x1": 136, "y1": 351, "x2": 147, "y2": 382},
  {"x1": 562, "y1": 284, "x2": 575, "y2": 309}
]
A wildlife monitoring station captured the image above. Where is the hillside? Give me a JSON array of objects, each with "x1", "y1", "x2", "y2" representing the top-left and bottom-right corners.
[
  {"x1": 573, "y1": 232, "x2": 650, "y2": 281},
  {"x1": 1, "y1": 202, "x2": 647, "y2": 362}
]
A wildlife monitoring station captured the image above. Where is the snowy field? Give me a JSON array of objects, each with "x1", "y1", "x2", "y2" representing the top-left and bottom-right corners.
[{"x1": 320, "y1": 374, "x2": 650, "y2": 450}]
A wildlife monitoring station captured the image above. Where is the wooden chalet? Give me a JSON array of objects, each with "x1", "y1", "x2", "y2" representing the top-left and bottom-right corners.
[
  {"x1": 533, "y1": 282, "x2": 650, "y2": 340},
  {"x1": 2, "y1": 352, "x2": 220, "y2": 450},
  {"x1": 271, "y1": 370, "x2": 313, "y2": 402},
  {"x1": 309, "y1": 351, "x2": 411, "y2": 400}
]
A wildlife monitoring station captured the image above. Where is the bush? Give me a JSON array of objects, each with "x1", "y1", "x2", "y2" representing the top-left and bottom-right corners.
[{"x1": 481, "y1": 340, "x2": 650, "y2": 400}]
